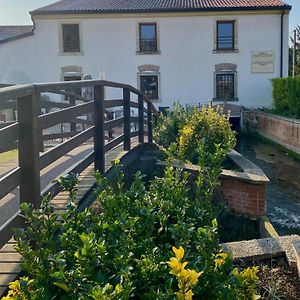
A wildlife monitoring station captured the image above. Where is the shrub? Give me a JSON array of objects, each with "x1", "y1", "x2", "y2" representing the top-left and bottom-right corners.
[
  {"x1": 271, "y1": 76, "x2": 300, "y2": 117},
  {"x1": 178, "y1": 107, "x2": 236, "y2": 165},
  {"x1": 153, "y1": 103, "x2": 189, "y2": 149},
  {"x1": 5, "y1": 163, "x2": 259, "y2": 299},
  {"x1": 154, "y1": 105, "x2": 236, "y2": 165}
]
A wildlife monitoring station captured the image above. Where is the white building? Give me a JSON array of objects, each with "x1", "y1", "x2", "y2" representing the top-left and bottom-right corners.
[{"x1": 0, "y1": 0, "x2": 292, "y2": 110}]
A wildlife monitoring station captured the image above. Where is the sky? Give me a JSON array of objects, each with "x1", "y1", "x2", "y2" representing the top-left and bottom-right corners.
[{"x1": 0, "y1": 0, "x2": 299, "y2": 33}]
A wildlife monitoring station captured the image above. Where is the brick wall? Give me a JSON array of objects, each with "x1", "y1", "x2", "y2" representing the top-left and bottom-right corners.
[
  {"x1": 244, "y1": 111, "x2": 300, "y2": 154},
  {"x1": 217, "y1": 178, "x2": 266, "y2": 218}
]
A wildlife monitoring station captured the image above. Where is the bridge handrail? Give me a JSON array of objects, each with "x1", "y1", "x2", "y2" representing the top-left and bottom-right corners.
[{"x1": 0, "y1": 79, "x2": 158, "y2": 248}]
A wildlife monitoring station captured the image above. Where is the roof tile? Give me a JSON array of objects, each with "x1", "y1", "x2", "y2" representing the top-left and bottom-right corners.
[{"x1": 31, "y1": 0, "x2": 292, "y2": 15}]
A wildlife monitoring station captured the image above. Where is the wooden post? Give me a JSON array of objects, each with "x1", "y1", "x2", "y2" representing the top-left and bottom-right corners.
[
  {"x1": 17, "y1": 92, "x2": 41, "y2": 208},
  {"x1": 147, "y1": 102, "x2": 153, "y2": 143},
  {"x1": 138, "y1": 94, "x2": 144, "y2": 143},
  {"x1": 69, "y1": 96, "x2": 76, "y2": 133},
  {"x1": 37, "y1": 93, "x2": 44, "y2": 152},
  {"x1": 123, "y1": 88, "x2": 131, "y2": 151},
  {"x1": 94, "y1": 85, "x2": 105, "y2": 174}
]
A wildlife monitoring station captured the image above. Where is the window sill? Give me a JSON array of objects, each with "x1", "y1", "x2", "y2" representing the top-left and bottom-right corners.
[
  {"x1": 213, "y1": 49, "x2": 239, "y2": 54},
  {"x1": 213, "y1": 98, "x2": 239, "y2": 102},
  {"x1": 136, "y1": 50, "x2": 161, "y2": 55},
  {"x1": 58, "y1": 51, "x2": 84, "y2": 56}
]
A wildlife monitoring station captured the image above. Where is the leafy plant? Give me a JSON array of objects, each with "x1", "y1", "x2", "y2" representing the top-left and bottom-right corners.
[{"x1": 5, "y1": 160, "x2": 259, "y2": 299}]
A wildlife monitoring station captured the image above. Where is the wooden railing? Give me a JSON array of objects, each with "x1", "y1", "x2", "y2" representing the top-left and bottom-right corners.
[{"x1": 0, "y1": 80, "x2": 157, "y2": 248}]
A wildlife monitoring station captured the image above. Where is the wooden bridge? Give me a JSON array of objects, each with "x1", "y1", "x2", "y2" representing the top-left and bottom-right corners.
[{"x1": 0, "y1": 80, "x2": 157, "y2": 296}]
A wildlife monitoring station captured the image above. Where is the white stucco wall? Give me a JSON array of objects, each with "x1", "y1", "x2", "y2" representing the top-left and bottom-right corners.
[{"x1": 0, "y1": 11, "x2": 290, "y2": 109}]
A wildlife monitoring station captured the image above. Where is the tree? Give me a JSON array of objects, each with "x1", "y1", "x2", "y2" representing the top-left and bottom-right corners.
[{"x1": 289, "y1": 25, "x2": 300, "y2": 76}]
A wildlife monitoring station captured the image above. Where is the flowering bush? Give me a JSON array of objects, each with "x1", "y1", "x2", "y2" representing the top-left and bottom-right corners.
[
  {"x1": 4, "y1": 161, "x2": 259, "y2": 299},
  {"x1": 154, "y1": 105, "x2": 236, "y2": 165}
]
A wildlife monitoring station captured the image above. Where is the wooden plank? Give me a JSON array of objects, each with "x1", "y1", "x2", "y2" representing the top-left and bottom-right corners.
[
  {"x1": 0, "y1": 253, "x2": 22, "y2": 263},
  {"x1": 0, "y1": 263, "x2": 21, "y2": 274},
  {"x1": 0, "y1": 274, "x2": 18, "y2": 287},
  {"x1": 17, "y1": 93, "x2": 41, "y2": 208},
  {"x1": 0, "y1": 243, "x2": 16, "y2": 253},
  {"x1": 41, "y1": 101, "x2": 71, "y2": 109},
  {"x1": 41, "y1": 151, "x2": 94, "y2": 198},
  {"x1": 138, "y1": 94, "x2": 144, "y2": 143},
  {"x1": 42, "y1": 131, "x2": 80, "y2": 141},
  {"x1": 0, "y1": 122, "x2": 16, "y2": 129},
  {"x1": 0, "y1": 122, "x2": 19, "y2": 146},
  {"x1": 0, "y1": 168, "x2": 20, "y2": 201},
  {"x1": 104, "y1": 135, "x2": 124, "y2": 152},
  {"x1": 0, "y1": 213, "x2": 24, "y2": 250},
  {"x1": 104, "y1": 99, "x2": 123, "y2": 108},
  {"x1": 129, "y1": 101, "x2": 139, "y2": 109},
  {"x1": 147, "y1": 102, "x2": 153, "y2": 143},
  {"x1": 40, "y1": 127, "x2": 94, "y2": 170},
  {"x1": 94, "y1": 86, "x2": 105, "y2": 174},
  {"x1": 0, "y1": 100, "x2": 16, "y2": 110},
  {"x1": 39, "y1": 101, "x2": 94, "y2": 130},
  {"x1": 0, "y1": 84, "x2": 34, "y2": 101},
  {"x1": 104, "y1": 117, "x2": 124, "y2": 130},
  {"x1": 123, "y1": 88, "x2": 130, "y2": 151},
  {"x1": 35, "y1": 80, "x2": 129, "y2": 93}
]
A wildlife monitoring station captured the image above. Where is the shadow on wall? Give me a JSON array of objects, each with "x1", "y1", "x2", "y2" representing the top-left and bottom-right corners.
[{"x1": 0, "y1": 70, "x2": 31, "y2": 84}]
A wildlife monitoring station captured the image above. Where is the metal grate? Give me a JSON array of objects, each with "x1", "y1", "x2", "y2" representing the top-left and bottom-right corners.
[{"x1": 216, "y1": 73, "x2": 234, "y2": 100}]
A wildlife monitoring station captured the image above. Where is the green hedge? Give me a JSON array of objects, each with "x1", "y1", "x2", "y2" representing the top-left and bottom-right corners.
[{"x1": 272, "y1": 76, "x2": 300, "y2": 117}]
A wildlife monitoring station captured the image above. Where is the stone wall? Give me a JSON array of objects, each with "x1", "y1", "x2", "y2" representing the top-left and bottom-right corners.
[{"x1": 244, "y1": 111, "x2": 300, "y2": 154}]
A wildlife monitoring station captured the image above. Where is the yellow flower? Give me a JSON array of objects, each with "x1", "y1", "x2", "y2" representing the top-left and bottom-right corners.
[
  {"x1": 172, "y1": 246, "x2": 185, "y2": 261},
  {"x1": 214, "y1": 252, "x2": 227, "y2": 267}
]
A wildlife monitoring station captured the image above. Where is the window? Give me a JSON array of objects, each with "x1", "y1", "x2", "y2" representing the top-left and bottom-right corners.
[
  {"x1": 140, "y1": 75, "x2": 159, "y2": 100},
  {"x1": 139, "y1": 23, "x2": 157, "y2": 52},
  {"x1": 63, "y1": 74, "x2": 82, "y2": 99},
  {"x1": 62, "y1": 24, "x2": 80, "y2": 53},
  {"x1": 217, "y1": 21, "x2": 234, "y2": 50},
  {"x1": 216, "y1": 73, "x2": 235, "y2": 100}
]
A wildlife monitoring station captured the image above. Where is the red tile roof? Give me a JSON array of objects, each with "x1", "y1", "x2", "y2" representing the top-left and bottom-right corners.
[
  {"x1": 31, "y1": 0, "x2": 292, "y2": 15},
  {"x1": 0, "y1": 26, "x2": 33, "y2": 43}
]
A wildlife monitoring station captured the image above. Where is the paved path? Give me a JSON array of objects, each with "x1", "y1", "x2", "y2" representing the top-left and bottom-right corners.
[{"x1": 0, "y1": 140, "x2": 139, "y2": 296}]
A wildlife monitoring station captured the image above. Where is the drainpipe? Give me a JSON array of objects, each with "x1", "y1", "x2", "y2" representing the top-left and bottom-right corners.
[{"x1": 280, "y1": 12, "x2": 284, "y2": 78}]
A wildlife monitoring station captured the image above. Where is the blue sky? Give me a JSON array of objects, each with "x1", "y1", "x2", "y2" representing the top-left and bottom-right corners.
[{"x1": 0, "y1": 0, "x2": 299, "y2": 33}]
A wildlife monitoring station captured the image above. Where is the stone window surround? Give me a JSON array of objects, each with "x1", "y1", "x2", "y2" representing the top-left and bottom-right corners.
[
  {"x1": 136, "y1": 19, "x2": 161, "y2": 55},
  {"x1": 213, "y1": 17, "x2": 239, "y2": 54},
  {"x1": 213, "y1": 63, "x2": 238, "y2": 101},
  {"x1": 58, "y1": 21, "x2": 84, "y2": 56},
  {"x1": 137, "y1": 64, "x2": 161, "y2": 102}
]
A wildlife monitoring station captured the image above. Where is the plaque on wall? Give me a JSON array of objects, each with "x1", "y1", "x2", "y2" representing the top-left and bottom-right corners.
[{"x1": 251, "y1": 50, "x2": 274, "y2": 73}]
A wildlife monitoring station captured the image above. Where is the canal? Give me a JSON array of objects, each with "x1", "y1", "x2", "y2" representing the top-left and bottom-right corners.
[{"x1": 236, "y1": 135, "x2": 300, "y2": 236}]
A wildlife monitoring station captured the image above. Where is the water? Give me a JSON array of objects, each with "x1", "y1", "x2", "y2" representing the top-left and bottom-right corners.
[{"x1": 236, "y1": 135, "x2": 300, "y2": 236}]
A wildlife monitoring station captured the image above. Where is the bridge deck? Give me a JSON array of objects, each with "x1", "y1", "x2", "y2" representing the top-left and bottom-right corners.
[{"x1": 0, "y1": 140, "x2": 138, "y2": 296}]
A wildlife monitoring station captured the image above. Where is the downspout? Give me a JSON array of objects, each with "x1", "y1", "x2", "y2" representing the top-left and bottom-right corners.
[
  {"x1": 280, "y1": 12, "x2": 284, "y2": 78},
  {"x1": 30, "y1": 14, "x2": 36, "y2": 33}
]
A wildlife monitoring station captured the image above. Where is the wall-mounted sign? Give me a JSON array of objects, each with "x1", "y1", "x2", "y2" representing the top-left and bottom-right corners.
[{"x1": 251, "y1": 50, "x2": 274, "y2": 73}]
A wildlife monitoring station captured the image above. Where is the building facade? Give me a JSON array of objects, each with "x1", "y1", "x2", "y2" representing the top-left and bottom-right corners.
[{"x1": 0, "y1": 0, "x2": 292, "y2": 109}]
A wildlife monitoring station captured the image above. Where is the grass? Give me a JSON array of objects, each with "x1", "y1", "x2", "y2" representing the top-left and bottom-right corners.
[{"x1": 0, "y1": 149, "x2": 18, "y2": 163}]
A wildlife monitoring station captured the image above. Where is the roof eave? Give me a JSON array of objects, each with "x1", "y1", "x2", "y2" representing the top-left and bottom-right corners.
[
  {"x1": 30, "y1": 5, "x2": 292, "y2": 16},
  {"x1": 0, "y1": 32, "x2": 34, "y2": 45}
]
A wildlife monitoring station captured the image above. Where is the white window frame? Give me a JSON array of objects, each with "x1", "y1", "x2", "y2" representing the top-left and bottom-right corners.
[{"x1": 137, "y1": 71, "x2": 161, "y2": 102}]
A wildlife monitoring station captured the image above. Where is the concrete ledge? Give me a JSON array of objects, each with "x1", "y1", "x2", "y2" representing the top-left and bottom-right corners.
[
  {"x1": 221, "y1": 235, "x2": 300, "y2": 268},
  {"x1": 259, "y1": 216, "x2": 279, "y2": 238},
  {"x1": 293, "y1": 240, "x2": 300, "y2": 278}
]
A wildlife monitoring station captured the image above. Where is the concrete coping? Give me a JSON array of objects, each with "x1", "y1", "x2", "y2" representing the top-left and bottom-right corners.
[
  {"x1": 221, "y1": 235, "x2": 300, "y2": 268},
  {"x1": 223, "y1": 149, "x2": 269, "y2": 184},
  {"x1": 248, "y1": 110, "x2": 300, "y2": 126},
  {"x1": 156, "y1": 149, "x2": 269, "y2": 185}
]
